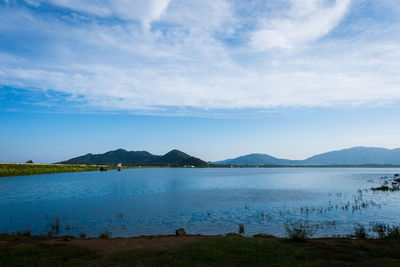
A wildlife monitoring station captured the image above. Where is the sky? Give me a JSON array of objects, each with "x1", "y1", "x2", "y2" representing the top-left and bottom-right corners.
[{"x1": 0, "y1": 0, "x2": 400, "y2": 163}]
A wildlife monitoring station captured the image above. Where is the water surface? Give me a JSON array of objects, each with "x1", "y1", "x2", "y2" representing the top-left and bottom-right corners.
[{"x1": 0, "y1": 168, "x2": 399, "y2": 237}]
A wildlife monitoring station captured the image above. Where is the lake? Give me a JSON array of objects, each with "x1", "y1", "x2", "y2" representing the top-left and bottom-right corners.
[{"x1": 1, "y1": 168, "x2": 399, "y2": 238}]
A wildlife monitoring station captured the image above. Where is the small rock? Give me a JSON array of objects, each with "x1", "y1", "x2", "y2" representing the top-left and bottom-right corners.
[{"x1": 175, "y1": 228, "x2": 186, "y2": 236}]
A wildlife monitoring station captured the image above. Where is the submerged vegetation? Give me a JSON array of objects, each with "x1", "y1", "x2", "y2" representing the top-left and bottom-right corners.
[{"x1": 371, "y1": 174, "x2": 400, "y2": 191}]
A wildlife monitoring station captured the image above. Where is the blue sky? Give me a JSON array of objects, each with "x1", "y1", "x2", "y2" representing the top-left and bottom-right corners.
[{"x1": 1, "y1": 0, "x2": 400, "y2": 163}]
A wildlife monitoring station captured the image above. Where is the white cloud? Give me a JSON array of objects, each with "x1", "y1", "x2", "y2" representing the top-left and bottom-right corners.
[
  {"x1": 1, "y1": 0, "x2": 400, "y2": 114},
  {"x1": 143, "y1": 0, "x2": 170, "y2": 29},
  {"x1": 251, "y1": 0, "x2": 351, "y2": 50},
  {"x1": 24, "y1": 0, "x2": 41, "y2": 7}
]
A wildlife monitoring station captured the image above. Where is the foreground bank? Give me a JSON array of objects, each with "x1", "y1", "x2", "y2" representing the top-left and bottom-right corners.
[{"x1": 1, "y1": 233, "x2": 400, "y2": 266}]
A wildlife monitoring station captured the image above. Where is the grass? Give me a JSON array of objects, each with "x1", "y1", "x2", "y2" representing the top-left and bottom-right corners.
[
  {"x1": 0, "y1": 163, "x2": 186, "y2": 177},
  {"x1": 0, "y1": 163, "x2": 114, "y2": 177},
  {"x1": 2, "y1": 234, "x2": 400, "y2": 266},
  {"x1": 0, "y1": 242, "x2": 99, "y2": 267},
  {"x1": 106, "y1": 236, "x2": 400, "y2": 266},
  {"x1": 107, "y1": 235, "x2": 302, "y2": 266}
]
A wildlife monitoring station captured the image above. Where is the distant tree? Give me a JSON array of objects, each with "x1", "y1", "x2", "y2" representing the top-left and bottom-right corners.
[{"x1": 25, "y1": 160, "x2": 34, "y2": 164}]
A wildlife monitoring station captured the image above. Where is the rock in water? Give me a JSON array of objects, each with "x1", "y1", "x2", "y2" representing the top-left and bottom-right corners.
[{"x1": 175, "y1": 228, "x2": 186, "y2": 236}]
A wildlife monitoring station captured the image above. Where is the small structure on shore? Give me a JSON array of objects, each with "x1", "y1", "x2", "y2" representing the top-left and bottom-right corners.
[
  {"x1": 117, "y1": 163, "x2": 122, "y2": 172},
  {"x1": 100, "y1": 166, "x2": 107, "y2": 171}
]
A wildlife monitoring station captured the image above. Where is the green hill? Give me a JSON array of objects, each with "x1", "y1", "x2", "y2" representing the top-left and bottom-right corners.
[{"x1": 59, "y1": 149, "x2": 208, "y2": 167}]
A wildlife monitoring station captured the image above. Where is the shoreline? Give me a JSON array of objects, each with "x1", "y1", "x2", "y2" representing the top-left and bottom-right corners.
[{"x1": 1, "y1": 163, "x2": 399, "y2": 178}]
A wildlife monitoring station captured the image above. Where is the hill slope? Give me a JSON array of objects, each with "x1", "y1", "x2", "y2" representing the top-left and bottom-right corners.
[
  {"x1": 59, "y1": 149, "x2": 208, "y2": 167},
  {"x1": 213, "y1": 153, "x2": 295, "y2": 166},
  {"x1": 302, "y1": 147, "x2": 400, "y2": 165},
  {"x1": 213, "y1": 147, "x2": 400, "y2": 166}
]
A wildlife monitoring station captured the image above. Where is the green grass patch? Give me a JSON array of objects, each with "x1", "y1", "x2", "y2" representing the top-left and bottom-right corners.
[
  {"x1": 0, "y1": 243, "x2": 99, "y2": 267},
  {"x1": 106, "y1": 235, "x2": 309, "y2": 266},
  {"x1": 105, "y1": 236, "x2": 400, "y2": 266},
  {"x1": 0, "y1": 163, "x2": 112, "y2": 177},
  {"x1": 2, "y1": 234, "x2": 400, "y2": 266}
]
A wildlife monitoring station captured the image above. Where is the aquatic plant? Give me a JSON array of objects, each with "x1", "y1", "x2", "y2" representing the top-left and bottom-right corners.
[
  {"x1": 354, "y1": 224, "x2": 367, "y2": 239},
  {"x1": 238, "y1": 224, "x2": 245, "y2": 234},
  {"x1": 372, "y1": 223, "x2": 400, "y2": 240},
  {"x1": 50, "y1": 217, "x2": 60, "y2": 235},
  {"x1": 371, "y1": 185, "x2": 390, "y2": 191},
  {"x1": 284, "y1": 221, "x2": 315, "y2": 241},
  {"x1": 371, "y1": 175, "x2": 400, "y2": 192}
]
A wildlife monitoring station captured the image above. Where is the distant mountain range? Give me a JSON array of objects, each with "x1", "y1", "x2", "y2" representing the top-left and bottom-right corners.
[
  {"x1": 212, "y1": 147, "x2": 400, "y2": 166},
  {"x1": 59, "y1": 149, "x2": 208, "y2": 167},
  {"x1": 59, "y1": 146, "x2": 400, "y2": 167}
]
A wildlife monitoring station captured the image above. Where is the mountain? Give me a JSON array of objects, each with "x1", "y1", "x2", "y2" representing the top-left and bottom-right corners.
[
  {"x1": 213, "y1": 153, "x2": 294, "y2": 166},
  {"x1": 212, "y1": 147, "x2": 400, "y2": 166},
  {"x1": 59, "y1": 149, "x2": 208, "y2": 167},
  {"x1": 302, "y1": 147, "x2": 400, "y2": 165}
]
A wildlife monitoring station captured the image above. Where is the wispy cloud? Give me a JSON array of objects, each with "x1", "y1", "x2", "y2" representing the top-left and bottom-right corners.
[
  {"x1": 250, "y1": 0, "x2": 351, "y2": 50},
  {"x1": 46, "y1": 0, "x2": 171, "y2": 29},
  {"x1": 0, "y1": 0, "x2": 399, "y2": 114}
]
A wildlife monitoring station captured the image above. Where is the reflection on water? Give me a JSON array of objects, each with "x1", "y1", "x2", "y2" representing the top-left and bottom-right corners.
[{"x1": 0, "y1": 168, "x2": 400, "y2": 237}]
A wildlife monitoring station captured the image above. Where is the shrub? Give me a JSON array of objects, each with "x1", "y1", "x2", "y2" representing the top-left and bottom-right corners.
[
  {"x1": 79, "y1": 233, "x2": 87, "y2": 238},
  {"x1": 16, "y1": 230, "x2": 31, "y2": 236},
  {"x1": 354, "y1": 224, "x2": 367, "y2": 239},
  {"x1": 99, "y1": 232, "x2": 111, "y2": 239},
  {"x1": 284, "y1": 221, "x2": 315, "y2": 241}
]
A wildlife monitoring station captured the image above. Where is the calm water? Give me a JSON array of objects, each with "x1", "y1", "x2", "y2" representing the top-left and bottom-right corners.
[{"x1": 1, "y1": 168, "x2": 399, "y2": 238}]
